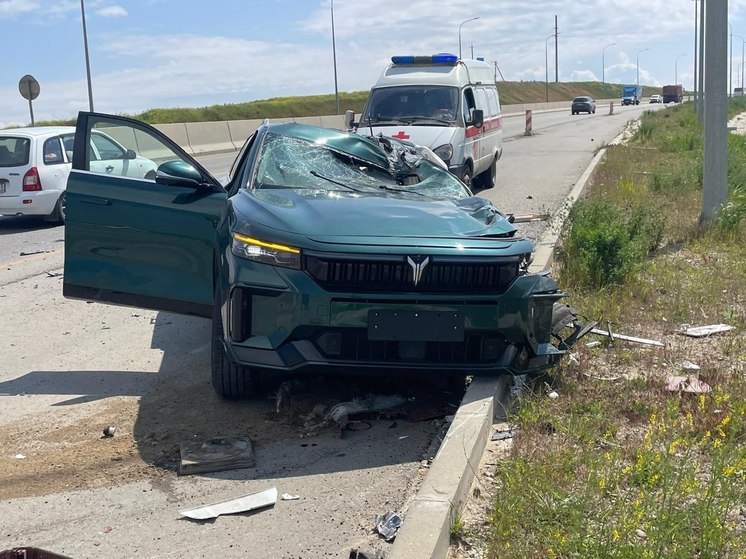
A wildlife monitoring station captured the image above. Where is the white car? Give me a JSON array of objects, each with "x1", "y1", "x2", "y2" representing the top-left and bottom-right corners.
[
  {"x1": 649, "y1": 95, "x2": 663, "y2": 104},
  {"x1": 0, "y1": 126, "x2": 158, "y2": 224}
]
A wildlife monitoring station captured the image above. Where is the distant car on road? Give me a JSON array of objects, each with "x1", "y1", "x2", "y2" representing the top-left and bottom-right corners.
[
  {"x1": 649, "y1": 95, "x2": 663, "y2": 104},
  {"x1": 0, "y1": 126, "x2": 157, "y2": 224},
  {"x1": 571, "y1": 96, "x2": 596, "y2": 115}
]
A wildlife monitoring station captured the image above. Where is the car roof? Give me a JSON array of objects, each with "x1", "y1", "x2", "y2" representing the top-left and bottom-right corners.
[{"x1": 0, "y1": 126, "x2": 75, "y2": 138}]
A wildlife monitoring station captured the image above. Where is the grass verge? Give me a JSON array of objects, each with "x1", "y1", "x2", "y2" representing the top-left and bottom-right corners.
[{"x1": 481, "y1": 101, "x2": 746, "y2": 559}]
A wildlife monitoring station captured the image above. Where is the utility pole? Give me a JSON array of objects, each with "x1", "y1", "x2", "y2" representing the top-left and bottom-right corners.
[
  {"x1": 491, "y1": 60, "x2": 505, "y2": 81},
  {"x1": 554, "y1": 15, "x2": 559, "y2": 82},
  {"x1": 700, "y1": 0, "x2": 728, "y2": 226},
  {"x1": 698, "y1": 0, "x2": 705, "y2": 122}
]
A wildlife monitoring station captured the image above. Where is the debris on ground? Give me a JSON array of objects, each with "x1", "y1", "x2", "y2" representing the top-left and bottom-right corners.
[
  {"x1": 349, "y1": 546, "x2": 386, "y2": 559},
  {"x1": 682, "y1": 360, "x2": 701, "y2": 372},
  {"x1": 590, "y1": 327, "x2": 664, "y2": 347},
  {"x1": 102, "y1": 426, "x2": 117, "y2": 438},
  {"x1": 664, "y1": 375, "x2": 712, "y2": 394},
  {"x1": 178, "y1": 435, "x2": 255, "y2": 476},
  {"x1": 507, "y1": 212, "x2": 550, "y2": 223},
  {"x1": 179, "y1": 487, "x2": 277, "y2": 520},
  {"x1": 1, "y1": 547, "x2": 73, "y2": 559},
  {"x1": 491, "y1": 427, "x2": 518, "y2": 441},
  {"x1": 13, "y1": 454, "x2": 25, "y2": 460},
  {"x1": 281, "y1": 493, "x2": 300, "y2": 501},
  {"x1": 374, "y1": 511, "x2": 402, "y2": 542},
  {"x1": 326, "y1": 395, "x2": 409, "y2": 424},
  {"x1": 681, "y1": 324, "x2": 734, "y2": 338}
]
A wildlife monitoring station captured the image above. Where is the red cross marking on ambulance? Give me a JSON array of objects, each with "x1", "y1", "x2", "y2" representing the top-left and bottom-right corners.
[{"x1": 391, "y1": 131, "x2": 410, "y2": 140}]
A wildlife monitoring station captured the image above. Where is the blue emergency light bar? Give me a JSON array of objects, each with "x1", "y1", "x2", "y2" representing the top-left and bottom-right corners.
[{"x1": 391, "y1": 53, "x2": 459, "y2": 65}]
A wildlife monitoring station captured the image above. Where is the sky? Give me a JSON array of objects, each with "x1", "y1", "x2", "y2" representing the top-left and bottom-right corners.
[{"x1": 3, "y1": 0, "x2": 746, "y2": 128}]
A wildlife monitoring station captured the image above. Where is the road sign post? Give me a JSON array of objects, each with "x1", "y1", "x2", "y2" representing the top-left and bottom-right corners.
[{"x1": 18, "y1": 74, "x2": 40, "y2": 126}]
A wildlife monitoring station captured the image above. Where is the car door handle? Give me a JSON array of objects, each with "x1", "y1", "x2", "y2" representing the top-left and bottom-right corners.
[
  {"x1": 82, "y1": 198, "x2": 112, "y2": 206},
  {"x1": 105, "y1": 165, "x2": 114, "y2": 172}
]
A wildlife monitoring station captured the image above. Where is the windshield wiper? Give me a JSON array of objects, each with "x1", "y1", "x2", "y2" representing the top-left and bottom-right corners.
[
  {"x1": 377, "y1": 184, "x2": 427, "y2": 196},
  {"x1": 309, "y1": 170, "x2": 366, "y2": 192},
  {"x1": 405, "y1": 117, "x2": 452, "y2": 126},
  {"x1": 360, "y1": 117, "x2": 412, "y2": 126}
]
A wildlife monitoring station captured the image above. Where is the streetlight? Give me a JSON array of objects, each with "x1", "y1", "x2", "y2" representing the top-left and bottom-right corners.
[
  {"x1": 330, "y1": 0, "x2": 339, "y2": 114},
  {"x1": 458, "y1": 17, "x2": 479, "y2": 59},
  {"x1": 545, "y1": 34, "x2": 554, "y2": 102},
  {"x1": 675, "y1": 53, "x2": 687, "y2": 85},
  {"x1": 729, "y1": 23, "x2": 734, "y2": 96},
  {"x1": 80, "y1": 0, "x2": 94, "y2": 111},
  {"x1": 602, "y1": 42, "x2": 616, "y2": 84},
  {"x1": 734, "y1": 34, "x2": 745, "y2": 94},
  {"x1": 636, "y1": 47, "x2": 650, "y2": 88}
]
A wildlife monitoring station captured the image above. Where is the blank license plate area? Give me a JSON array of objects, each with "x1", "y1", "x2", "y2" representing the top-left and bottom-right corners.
[{"x1": 368, "y1": 310, "x2": 465, "y2": 342}]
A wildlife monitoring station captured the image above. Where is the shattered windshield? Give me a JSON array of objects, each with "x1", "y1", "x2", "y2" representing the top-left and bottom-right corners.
[
  {"x1": 252, "y1": 132, "x2": 469, "y2": 200},
  {"x1": 359, "y1": 86, "x2": 459, "y2": 125}
]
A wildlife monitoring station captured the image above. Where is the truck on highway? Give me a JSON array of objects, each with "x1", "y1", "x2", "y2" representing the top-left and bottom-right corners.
[
  {"x1": 622, "y1": 85, "x2": 642, "y2": 106},
  {"x1": 662, "y1": 84, "x2": 684, "y2": 103}
]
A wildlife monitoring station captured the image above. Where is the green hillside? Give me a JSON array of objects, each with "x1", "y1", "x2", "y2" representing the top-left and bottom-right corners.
[{"x1": 34, "y1": 82, "x2": 664, "y2": 127}]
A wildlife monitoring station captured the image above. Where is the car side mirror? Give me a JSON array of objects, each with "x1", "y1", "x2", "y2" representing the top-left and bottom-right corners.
[
  {"x1": 344, "y1": 110, "x2": 356, "y2": 129},
  {"x1": 125, "y1": 149, "x2": 137, "y2": 160},
  {"x1": 155, "y1": 160, "x2": 206, "y2": 188},
  {"x1": 471, "y1": 109, "x2": 484, "y2": 129}
]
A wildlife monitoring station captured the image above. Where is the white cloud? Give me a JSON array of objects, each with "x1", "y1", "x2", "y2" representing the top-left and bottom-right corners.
[
  {"x1": 0, "y1": 0, "x2": 39, "y2": 17},
  {"x1": 96, "y1": 5, "x2": 126, "y2": 17}
]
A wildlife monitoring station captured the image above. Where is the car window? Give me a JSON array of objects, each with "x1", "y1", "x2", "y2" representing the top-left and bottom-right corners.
[
  {"x1": 43, "y1": 137, "x2": 65, "y2": 166},
  {"x1": 85, "y1": 121, "x2": 180, "y2": 181},
  {"x1": 0, "y1": 137, "x2": 30, "y2": 167}
]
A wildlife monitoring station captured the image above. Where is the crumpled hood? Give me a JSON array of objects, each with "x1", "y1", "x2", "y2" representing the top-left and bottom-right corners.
[
  {"x1": 355, "y1": 126, "x2": 457, "y2": 151},
  {"x1": 233, "y1": 188, "x2": 516, "y2": 241}
]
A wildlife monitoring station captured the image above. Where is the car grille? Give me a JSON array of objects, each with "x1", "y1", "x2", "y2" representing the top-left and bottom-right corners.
[{"x1": 304, "y1": 254, "x2": 520, "y2": 294}]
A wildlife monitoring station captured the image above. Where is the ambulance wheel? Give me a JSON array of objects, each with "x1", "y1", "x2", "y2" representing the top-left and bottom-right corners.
[
  {"x1": 480, "y1": 155, "x2": 497, "y2": 189},
  {"x1": 459, "y1": 164, "x2": 473, "y2": 189}
]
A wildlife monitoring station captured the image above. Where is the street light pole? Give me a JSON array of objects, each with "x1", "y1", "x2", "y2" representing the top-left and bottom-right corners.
[
  {"x1": 545, "y1": 34, "x2": 554, "y2": 102},
  {"x1": 602, "y1": 42, "x2": 616, "y2": 84},
  {"x1": 729, "y1": 23, "x2": 733, "y2": 96},
  {"x1": 458, "y1": 17, "x2": 479, "y2": 60},
  {"x1": 80, "y1": 0, "x2": 94, "y2": 112},
  {"x1": 331, "y1": 0, "x2": 339, "y2": 114},
  {"x1": 675, "y1": 53, "x2": 687, "y2": 85},
  {"x1": 734, "y1": 34, "x2": 745, "y2": 94},
  {"x1": 636, "y1": 47, "x2": 650, "y2": 89}
]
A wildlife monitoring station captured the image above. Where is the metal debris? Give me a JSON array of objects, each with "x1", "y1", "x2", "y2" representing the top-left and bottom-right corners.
[
  {"x1": 682, "y1": 324, "x2": 734, "y2": 338},
  {"x1": 491, "y1": 427, "x2": 518, "y2": 441},
  {"x1": 374, "y1": 511, "x2": 402, "y2": 542},
  {"x1": 179, "y1": 487, "x2": 277, "y2": 520},
  {"x1": 590, "y1": 327, "x2": 664, "y2": 347},
  {"x1": 102, "y1": 426, "x2": 117, "y2": 438},
  {"x1": 682, "y1": 360, "x2": 701, "y2": 371},
  {"x1": 281, "y1": 493, "x2": 300, "y2": 501}
]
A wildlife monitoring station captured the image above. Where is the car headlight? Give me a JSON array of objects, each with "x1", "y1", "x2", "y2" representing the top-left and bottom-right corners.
[
  {"x1": 433, "y1": 144, "x2": 453, "y2": 163},
  {"x1": 231, "y1": 233, "x2": 301, "y2": 269}
]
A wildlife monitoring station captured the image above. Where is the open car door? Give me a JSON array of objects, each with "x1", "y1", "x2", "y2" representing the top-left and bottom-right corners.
[{"x1": 63, "y1": 112, "x2": 227, "y2": 318}]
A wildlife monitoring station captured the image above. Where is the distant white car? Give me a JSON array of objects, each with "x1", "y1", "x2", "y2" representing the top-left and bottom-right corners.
[
  {"x1": 0, "y1": 126, "x2": 157, "y2": 224},
  {"x1": 649, "y1": 95, "x2": 663, "y2": 104}
]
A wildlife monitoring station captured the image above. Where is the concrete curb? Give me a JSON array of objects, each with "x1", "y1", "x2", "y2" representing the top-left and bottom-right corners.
[
  {"x1": 388, "y1": 376, "x2": 511, "y2": 559},
  {"x1": 389, "y1": 124, "x2": 631, "y2": 559}
]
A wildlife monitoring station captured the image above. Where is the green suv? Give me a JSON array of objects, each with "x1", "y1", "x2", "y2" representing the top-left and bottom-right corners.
[{"x1": 63, "y1": 112, "x2": 564, "y2": 398}]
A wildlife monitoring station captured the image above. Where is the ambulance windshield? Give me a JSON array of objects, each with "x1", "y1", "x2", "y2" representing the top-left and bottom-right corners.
[{"x1": 359, "y1": 86, "x2": 459, "y2": 126}]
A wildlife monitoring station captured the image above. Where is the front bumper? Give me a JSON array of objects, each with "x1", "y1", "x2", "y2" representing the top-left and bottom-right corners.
[{"x1": 220, "y1": 259, "x2": 564, "y2": 376}]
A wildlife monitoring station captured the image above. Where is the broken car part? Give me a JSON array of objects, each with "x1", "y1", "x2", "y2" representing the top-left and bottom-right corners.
[{"x1": 179, "y1": 487, "x2": 278, "y2": 520}]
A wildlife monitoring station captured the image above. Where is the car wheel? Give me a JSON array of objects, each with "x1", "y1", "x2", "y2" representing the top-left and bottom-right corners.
[
  {"x1": 48, "y1": 192, "x2": 66, "y2": 225},
  {"x1": 211, "y1": 294, "x2": 258, "y2": 399},
  {"x1": 592, "y1": 108, "x2": 596, "y2": 114},
  {"x1": 480, "y1": 155, "x2": 497, "y2": 189},
  {"x1": 459, "y1": 164, "x2": 473, "y2": 189}
]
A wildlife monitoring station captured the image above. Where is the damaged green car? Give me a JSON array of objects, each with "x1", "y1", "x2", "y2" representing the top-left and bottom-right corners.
[{"x1": 63, "y1": 112, "x2": 564, "y2": 398}]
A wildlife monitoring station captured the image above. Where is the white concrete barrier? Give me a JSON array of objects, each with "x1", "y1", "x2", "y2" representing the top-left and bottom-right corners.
[
  {"x1": 184, "y1": 121, "x2": 235, "y2": 155},
  {"x1": 154, "y1": 123, "x2": 193, "y2": 155},
  {"x1": 227, "y1": 119, "x2": 264, "y2": 150}
]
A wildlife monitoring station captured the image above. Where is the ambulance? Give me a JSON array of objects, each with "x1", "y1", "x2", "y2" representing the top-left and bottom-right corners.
[{"x1": 348, "y1": 53, "x2": 503, "y2": 189}]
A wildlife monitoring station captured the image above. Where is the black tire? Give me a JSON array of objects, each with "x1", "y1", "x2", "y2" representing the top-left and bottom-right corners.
[
  {"x1": 480, "y1": 155, "x2": 497, "y2": 189},
  {"x1": 459, "y1": 164, "x2": 473, "y2": 189},
  {"x1": 592, "y1": 108, "x2": 596, "y2": 114},
  {"x1": 48, "y1": 192, "x2": 66, "y2": 225},
  {"x1": 211, "y1": 296, "x2": 258, "y2": 399}
]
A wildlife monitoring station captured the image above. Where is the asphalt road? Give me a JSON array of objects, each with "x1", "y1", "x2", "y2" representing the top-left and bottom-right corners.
[{"x1": 0, "y1": 103, "x2": 660, "y2": 559}]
